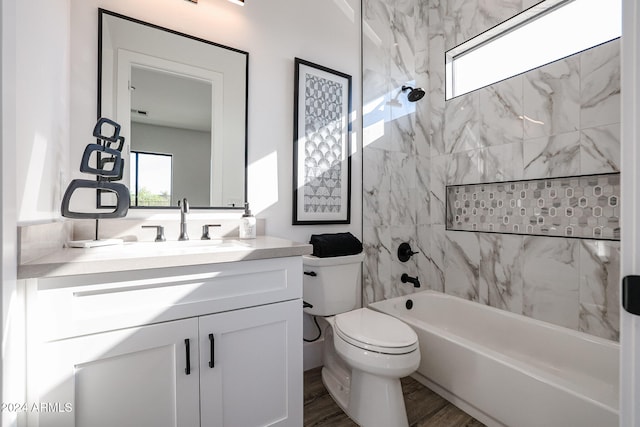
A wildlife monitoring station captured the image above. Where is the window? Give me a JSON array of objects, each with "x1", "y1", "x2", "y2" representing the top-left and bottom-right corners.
[
  {"x1": 445, "y1": 0, "x2": 621, "y2": 100},
  {"x1": 130, "y1": 151, "x2": 173, "y2": 207}
]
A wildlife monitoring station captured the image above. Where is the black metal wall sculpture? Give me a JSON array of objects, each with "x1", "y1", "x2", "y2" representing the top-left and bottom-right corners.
[{"x1": 61, "y1": 118, "x2": 130, "y2": 219}]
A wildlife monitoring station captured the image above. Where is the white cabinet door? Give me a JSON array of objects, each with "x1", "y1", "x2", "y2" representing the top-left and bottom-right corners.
[
  {"x1": 33, "y1": 318, "x2": 200, "y2": 427},
  {"x1": 199, "y1": 300, "x2": 303, "y2": 427}
]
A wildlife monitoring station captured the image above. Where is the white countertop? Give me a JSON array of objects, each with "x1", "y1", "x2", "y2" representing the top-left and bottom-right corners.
[{"x1": 18, "y1": 236, "x2": 312, "y2": 279}]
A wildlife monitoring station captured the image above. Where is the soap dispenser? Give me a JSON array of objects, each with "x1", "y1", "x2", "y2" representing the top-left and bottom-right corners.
[{"x1": 239, "y1": 202, "x2": 256, "y2": 239}]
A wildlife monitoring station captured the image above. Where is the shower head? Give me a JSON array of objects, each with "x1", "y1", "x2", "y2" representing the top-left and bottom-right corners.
[{"x1": 402, "y1": 85, "x2": 426, "y2": 102}]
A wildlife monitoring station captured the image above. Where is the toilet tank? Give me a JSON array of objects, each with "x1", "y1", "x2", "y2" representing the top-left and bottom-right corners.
[{"x1": 303, "y1": 252, "x2": 365, "y2": 316}]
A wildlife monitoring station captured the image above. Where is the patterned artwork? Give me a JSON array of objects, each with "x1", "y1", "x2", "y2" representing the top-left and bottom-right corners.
[
  {"x1": 293, "y1": 58, "x2": 352, "y2": 225},
  {"x1": 446, "y1": 174, "x2": 620, "y2": 240},
  {"x1": 303, "y1": 74, "x2": 344, "y2": 213}
]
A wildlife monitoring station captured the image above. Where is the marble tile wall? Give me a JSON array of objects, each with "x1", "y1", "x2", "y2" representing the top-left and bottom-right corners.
[{"x1": 362, "y1": 0, "x2": 621, "y2": 341}]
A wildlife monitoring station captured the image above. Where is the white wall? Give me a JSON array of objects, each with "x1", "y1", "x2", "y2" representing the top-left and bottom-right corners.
[
  {"x1": 1, "y1": 0, "x2": 19, "y2": 424},
  {"x1": 67, "y1": 0, "x2": 362, "y2": 244},
  {"x1": 15, "y1": 0, "x2": 70, "y2": 224},
  {"x1": 131, "y1": 122, "x2": 211, "y2": 206},
  {"x1": 6, "y1": 0, "x2": 69, "y2": 423}
]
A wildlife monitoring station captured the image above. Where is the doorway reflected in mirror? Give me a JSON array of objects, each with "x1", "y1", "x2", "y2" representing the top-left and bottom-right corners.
[{"x1": 98, "y1": 9, "x2": 248, "y2": 209}]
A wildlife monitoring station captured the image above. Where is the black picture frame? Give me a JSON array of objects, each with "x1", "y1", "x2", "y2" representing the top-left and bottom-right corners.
[{"x1": 292, "y1": 58, "x2": 352, "y2": 225}]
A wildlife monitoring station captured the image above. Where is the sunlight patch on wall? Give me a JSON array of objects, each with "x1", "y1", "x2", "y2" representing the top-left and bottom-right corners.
[
  {"x1": 363, "y1": 95, "x2": 385, "y2": 148},
  {"x1": 333, "y1": 0, "x2": 355, "y2": 23},
  {"x1": 248, "y1": 151, "x2": 278, "y2": 214},
  {"x1": 19, "y1": 133, "x2": 49, "y2": 220}
]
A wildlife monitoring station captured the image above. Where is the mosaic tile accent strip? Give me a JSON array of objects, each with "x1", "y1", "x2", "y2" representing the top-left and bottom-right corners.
[{"x1": 446, "y1": 174, "x2": 620, "y2": 240}]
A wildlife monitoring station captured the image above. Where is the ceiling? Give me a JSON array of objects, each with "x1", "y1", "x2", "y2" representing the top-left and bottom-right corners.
[{"x1": 131, "y1": 66, "x2": 212, "y2": 133}]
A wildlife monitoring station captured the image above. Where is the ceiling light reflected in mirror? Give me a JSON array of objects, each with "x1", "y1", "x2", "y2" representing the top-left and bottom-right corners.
[{"x1": 184, "y1": 0, "x2": 244, "y2": 4}]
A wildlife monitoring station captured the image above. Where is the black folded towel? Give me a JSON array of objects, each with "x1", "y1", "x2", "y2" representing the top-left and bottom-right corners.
[{"x1": 309, "y1": 232, "x2": 363, "y2": 258}]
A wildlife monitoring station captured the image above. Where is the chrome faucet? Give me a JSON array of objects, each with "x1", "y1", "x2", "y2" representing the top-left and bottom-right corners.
[{"x1": 178, "y1": 198, "x2": 189, "y2": 241}]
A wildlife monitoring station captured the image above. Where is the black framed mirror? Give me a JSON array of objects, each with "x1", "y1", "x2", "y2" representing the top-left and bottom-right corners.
[{"x1": 98, "y1": 9, "x2": 248, "y2": 209}]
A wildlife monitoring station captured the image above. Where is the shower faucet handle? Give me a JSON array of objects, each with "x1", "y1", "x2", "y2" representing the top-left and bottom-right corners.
[{"x1": 398, "y1": 242, "x2": 419, "y2": 262}]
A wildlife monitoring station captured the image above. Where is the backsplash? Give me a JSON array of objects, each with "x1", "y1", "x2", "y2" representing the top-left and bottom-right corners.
[
  {"x1": 446, "y1": 173, "x2": 620, "y2": 240},
  {"x1": 18, "y1": 217, "x2": 266, "y2": 263},
  {"x1": 362, "y1": 0, "x2": 620, "y2": 341},
  {"x1": 71, "y1": 217, "x2": 265, "y2": 242},
  {"x1": 18, "y1": 221, "x2": 73, "y2": 264}
]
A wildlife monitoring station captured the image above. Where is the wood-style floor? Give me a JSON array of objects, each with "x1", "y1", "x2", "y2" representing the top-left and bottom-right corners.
[{"x1": 303, "y1": 367, "x2": 485, "y2": 427}]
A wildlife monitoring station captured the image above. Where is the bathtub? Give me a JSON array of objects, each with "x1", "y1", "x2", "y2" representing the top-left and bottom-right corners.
[{"x1": 369, "y1": 291, "x2": 619, "y2": 427}]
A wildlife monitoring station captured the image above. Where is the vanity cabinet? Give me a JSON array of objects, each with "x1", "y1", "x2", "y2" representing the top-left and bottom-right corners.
[
  {"x1": 24, "y1": 256, "x2": 303, "y2": 427},
  {"x1": 35, "y1": 318, "x2": 201, "y2": 427},
  {"x1": 199, "y1": 300, "x2": 299, "y2": 426}
]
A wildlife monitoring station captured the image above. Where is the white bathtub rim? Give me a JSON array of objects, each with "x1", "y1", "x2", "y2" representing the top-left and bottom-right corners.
[
  {"x1": 372, "y1": 290, "x2": 618, "y2": 348},
  {"x1": 369, "y1": 291, "x2": 619, "y2": 414}
]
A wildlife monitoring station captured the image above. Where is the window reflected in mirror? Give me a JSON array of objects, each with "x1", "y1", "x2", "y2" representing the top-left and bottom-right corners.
[{"x1": 130, "y1": 151, "x2": 173, "y2": 207}]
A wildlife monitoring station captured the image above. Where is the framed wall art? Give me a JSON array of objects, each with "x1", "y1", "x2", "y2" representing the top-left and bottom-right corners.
[{"x1": 292, "y1": 58, "x2": 352, "y2": 225}]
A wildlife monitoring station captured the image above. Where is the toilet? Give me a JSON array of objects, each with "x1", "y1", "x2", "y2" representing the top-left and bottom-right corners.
[{"x1": 303, "y1": 253, "x2": 420, "y2": 427}]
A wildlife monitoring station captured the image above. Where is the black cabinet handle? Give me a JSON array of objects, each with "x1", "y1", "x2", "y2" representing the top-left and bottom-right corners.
[
  {"x1": 184, "y1": 339, "x2": 191, "y2": 375},
  {"x1": 304, "y1": 271, "x2": 317, "y2": 276},
  {"x1": 209, "y1": 333, "x2": 215, "y2": 368}
]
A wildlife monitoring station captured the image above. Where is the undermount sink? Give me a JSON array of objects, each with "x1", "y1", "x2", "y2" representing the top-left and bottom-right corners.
[
  {"x1": 143, "y1": 239, "x2": 226, "y2": 247},
  {"x1": 127, "y1": 239, "x2": 249, "y2": 252},
  {"x1": 61, "y1": 238, "x2": 254, "y2": 264}
]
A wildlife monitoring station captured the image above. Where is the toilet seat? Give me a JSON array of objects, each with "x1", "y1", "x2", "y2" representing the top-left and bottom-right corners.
[{"x1": 334, "y1": 308, "x2": 418, "y2": 355}]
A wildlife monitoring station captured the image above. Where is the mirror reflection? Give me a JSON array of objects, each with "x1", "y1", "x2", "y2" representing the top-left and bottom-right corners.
[{"x1": 98, "y1": 9, "x2": 248, "y2": 209}]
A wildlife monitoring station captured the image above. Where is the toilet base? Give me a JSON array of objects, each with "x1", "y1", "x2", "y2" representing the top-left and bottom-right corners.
[
  {"x1": 321, "y1": 323, "x2": 351, "y2": 412},
  {"x1": 348, "y1": 369, "x2": 409, "y2": 427},
  {"x1": 322, "y1": 326, "x2": 412, "y2": 427},
  {"x1": 320, "y1": 314, "x2": 418, "y2": 427},
  {"x1": 322, "y1": 365, "x2": 410, "y2": 427},
  {"x1": 321, "y1": 366, "x2": 349, "y2": 412}
]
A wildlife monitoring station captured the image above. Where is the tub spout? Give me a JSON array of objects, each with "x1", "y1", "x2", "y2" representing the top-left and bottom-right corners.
[{"x1": 401, "y1": 273, "x2": 421, "y2": 288}]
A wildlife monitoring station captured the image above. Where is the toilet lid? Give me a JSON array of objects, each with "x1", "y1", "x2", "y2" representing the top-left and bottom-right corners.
[{"x1": 334, "y1": 308, "x2": 418, "y2": 355}]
